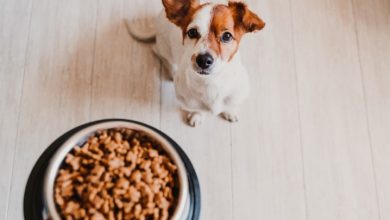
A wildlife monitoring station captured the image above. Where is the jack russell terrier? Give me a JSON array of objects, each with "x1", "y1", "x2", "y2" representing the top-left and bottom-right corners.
[{"x1": 128, "y1": 0, "x2": 265, "y2": 127}]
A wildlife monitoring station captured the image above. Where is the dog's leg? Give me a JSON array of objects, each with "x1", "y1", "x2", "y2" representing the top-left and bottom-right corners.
[
  {"x1": 220, "y1": 96, "x2": 241, "y2": 122},
  {"x1": 220, "y1": 109, "x2": 239, "y2": 122},
  {"x1": 187, "y1": 111, "x2": 205, "y2": 127}
]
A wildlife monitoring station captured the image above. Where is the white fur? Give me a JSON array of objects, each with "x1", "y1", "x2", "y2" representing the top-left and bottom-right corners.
[
  {"x1": 188, "y1": 5, "x2": 213, "y2": 37},
  {"x1": 151, "y1": 5, "x2": 250, "y2": 127}
]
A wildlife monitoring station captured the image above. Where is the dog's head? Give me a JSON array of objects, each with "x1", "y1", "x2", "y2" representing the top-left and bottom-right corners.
[{"x1": 162, "y1": 0, "x2": 265, "y2": 76}]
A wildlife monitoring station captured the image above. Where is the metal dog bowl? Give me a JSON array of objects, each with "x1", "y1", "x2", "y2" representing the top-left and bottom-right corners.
[{"x1": 24, "y1": 119, "x2": 201, "y2": 220}]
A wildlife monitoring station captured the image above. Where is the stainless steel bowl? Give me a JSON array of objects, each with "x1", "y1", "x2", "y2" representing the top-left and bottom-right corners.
[{"x1": 43, "y1": 121, "x2": 189, "y2": 220}]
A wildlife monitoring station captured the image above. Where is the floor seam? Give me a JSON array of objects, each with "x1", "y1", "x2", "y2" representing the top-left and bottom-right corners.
[
  {"x1": 229, "y1": 124, "x2": 234, "y2": 220},
  {"x1": 159, "y1": 61, "x2": 163, "y2": 129},
  {"x1": 350, "y1": 0, "x2": 382, "y2": 219},
  {"x1": 88, "y1": 0, "x2": 100, "y2": 121},
  {"x1": 5, "y1": 0, "x2": 34, "y2": 218},
  {"x1": 288, "y1": 0, "x2": 310, "y2": 219}
]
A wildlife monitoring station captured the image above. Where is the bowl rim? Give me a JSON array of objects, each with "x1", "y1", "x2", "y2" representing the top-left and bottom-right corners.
[{"x1": 43, "y1": 121, "x2": 189, "y2": 220}]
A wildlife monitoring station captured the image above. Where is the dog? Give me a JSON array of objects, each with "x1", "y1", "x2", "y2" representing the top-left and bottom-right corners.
[{"x1": 128, "y1": 0, "x2": 265, "y2": 127}]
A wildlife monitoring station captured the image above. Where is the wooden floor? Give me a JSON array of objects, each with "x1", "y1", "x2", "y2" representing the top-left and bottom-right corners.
[{"x1": 1, "y1": 0, "x2": 389, "y2": 219}]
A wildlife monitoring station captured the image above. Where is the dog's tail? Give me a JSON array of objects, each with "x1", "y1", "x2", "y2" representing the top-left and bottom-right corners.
[{"x1": 124, "y1": 19, "x2": 156, "y2": 43}]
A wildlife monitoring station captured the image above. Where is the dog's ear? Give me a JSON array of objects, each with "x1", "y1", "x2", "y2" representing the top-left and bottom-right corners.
[
  {"x1": 162, "y1": 0, "x2": 200, "y2": 28},
  {"x1": 228, "y1": 1, "x2": 265, "y2": 33}
]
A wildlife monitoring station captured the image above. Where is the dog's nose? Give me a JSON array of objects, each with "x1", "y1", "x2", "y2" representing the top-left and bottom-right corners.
[{"x1": 196, "y1": 53, "x2": 214, "y2": 69}]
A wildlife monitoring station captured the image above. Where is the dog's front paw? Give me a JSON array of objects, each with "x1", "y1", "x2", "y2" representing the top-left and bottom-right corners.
[
  {"x1": 187, "y1": 112, "x2": 203, "y2": 127},
  {"x1": 221, "y1": 111, "x2": 239, "y2": 122}
]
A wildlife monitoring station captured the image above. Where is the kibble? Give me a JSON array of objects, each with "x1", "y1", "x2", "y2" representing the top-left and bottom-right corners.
[{"x1": 54, "y1": 128, "x2": 179, "y2": 220}]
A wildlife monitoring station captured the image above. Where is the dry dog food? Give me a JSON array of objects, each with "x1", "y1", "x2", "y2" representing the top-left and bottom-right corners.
[{"x1": 54, "y1": 128, "x2": 179, "y2": 220}]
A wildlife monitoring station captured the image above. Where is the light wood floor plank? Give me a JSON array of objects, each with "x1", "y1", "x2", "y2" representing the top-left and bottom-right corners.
[
  {"x1": 230, "y1": 0, "x2": 307, "y2": 219},
  {"x1": 291, "y1": 0, "x2": 380, "y2": 219},
  {"x1": 352, "y1": 0, "x2": 390, "y2": 218},
  {"x1": 90, "y1": 0, "x2": 161, "y2": 127},
  {"x1": 6, "y1": 1, "x2": 97, "y2": 219},
  {"x1": 0, "y1": 0, "x2": 32, "y2": 218}
]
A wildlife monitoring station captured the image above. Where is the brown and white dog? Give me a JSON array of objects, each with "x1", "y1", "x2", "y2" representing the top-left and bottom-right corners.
[{"x1": 129, "y1": 0, "x2": 265, "y2": 127}]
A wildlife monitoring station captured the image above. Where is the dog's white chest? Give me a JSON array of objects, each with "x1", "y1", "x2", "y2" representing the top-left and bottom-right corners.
[{"x1": 174, "y1": 69, "x2": 242, "y2": 115}]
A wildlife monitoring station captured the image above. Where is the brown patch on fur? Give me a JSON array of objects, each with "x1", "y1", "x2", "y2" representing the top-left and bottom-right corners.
[
  {"x1": 206, "y1": 2, "x2": 265, "y2": 61},
  {"x1": 228, "y1": 1, "x2": 266, "y2": 33},
  {"x1": 181, "y1": 3, "x2": 212, "y2": 40},
  {"x1": 208, "y1": 5, "x2": 238, "y2": 61},
  {"x1": 162, "y1": 0, "x2": 199, "y2": 28},
  {"x1": 162, "y1": 0, "x2": 212, "y2": 41}
]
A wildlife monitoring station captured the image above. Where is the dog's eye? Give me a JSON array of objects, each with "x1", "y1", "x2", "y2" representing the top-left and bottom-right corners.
[
  {"x1": 187, "y1": 28, "x2": 199, "y2": 39},
  {"x1": 221, "y1": 32, "x2": 233, "y2": 43}
]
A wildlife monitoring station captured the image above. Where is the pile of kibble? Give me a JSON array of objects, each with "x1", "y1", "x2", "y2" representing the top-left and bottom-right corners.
[{"x1": 54, "y1": 128, "x2": 179, "y2": 220}]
